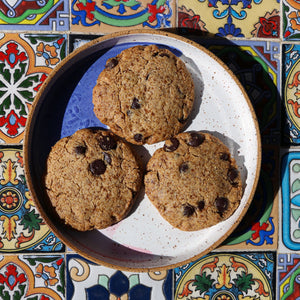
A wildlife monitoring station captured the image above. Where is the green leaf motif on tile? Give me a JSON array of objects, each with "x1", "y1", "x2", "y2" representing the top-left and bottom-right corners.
[
  {"x1": 233, "y1": 271, "x2": 254, "y2": 293},
  {"x1": 98, "y1": 275, "x2": 109, "y2": 289},
  {"x1": 192, "y1": 272, "x2": 214, "y2": 294},
  {"x1": 129, "y1": 274, "x2": 140, "y2": 289},
  {"x1": 20, "y1": 210, "x2": 43, "y2": 232},
  {"x1": 292, "y1": 178, "x2": 300, "y2": 193},
  {"x1": 291, "y1": 208, "x2": 300, "y2": 221},
  {"x1": 292, "y1": 163, "x2": 300, "y2": 173}
]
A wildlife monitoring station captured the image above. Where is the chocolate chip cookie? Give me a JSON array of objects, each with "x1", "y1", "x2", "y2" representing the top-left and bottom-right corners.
[
  {"x1": 93, "y1": 44, "x2": 195, "y2": 145},
  {"x1": 144, "y1": 131, "x2": 243, "y2": 231},
  {"x1": 45, "y1": 128, "x2": 142, "y2": 231}
]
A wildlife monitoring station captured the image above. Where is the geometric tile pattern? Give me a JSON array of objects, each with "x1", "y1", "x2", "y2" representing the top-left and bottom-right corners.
[
  {"x1": 0, "y1": 0, "x2": 69, "y2": 31},
  {"x1": 0, "y1": 0, "x2": 298, "y2": 298},
  {"x1": 278, "y1": 253, "x2": 300, "y2": 299},
  {"x1": 281, "y1": 150, "x2": 300, "y2": 251}
]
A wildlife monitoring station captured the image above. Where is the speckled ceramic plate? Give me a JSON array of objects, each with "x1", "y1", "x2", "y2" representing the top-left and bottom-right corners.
[{"x1": 24, "y1": 30, "x2": 261, "y2": 271}]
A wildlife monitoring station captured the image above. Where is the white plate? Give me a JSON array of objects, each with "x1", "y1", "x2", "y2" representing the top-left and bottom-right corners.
[{"x1": 24, "y1": 29, "x2": 261, "y2": 271}]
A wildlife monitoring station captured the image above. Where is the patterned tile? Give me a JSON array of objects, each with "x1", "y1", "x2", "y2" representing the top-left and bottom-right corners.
[
  {"x1": 174, "y1": 252, "x2": 275, "y2": 299},
  {"x1": 70, "y1": 0, "x2": 176, "y2": 34},
  {"x1": 66, "y1": 254, "x2": 173, "y2": 299},
  {"x1": 0, "y1": 146, "x2": 64, "y2": 252},
  {"x1": 0, "y1": 33, "x2": 67, "y2": 144},
  {"x1": 177, "y1": 0, "x2": 280, "y2": 38},
  {"x1": 278, "y1": 253, "x2": 300, "y2": 300},
  {"x1": 0, "y1": 0, "x2": 69, "y2": 31},
  {"x1": 280, "y1": 149, "x2": 300, "y2": 252},
  {"x1": 283, "y1": 0, "x2": 300, "y2": 40},
  {"x1": 0, "y1": 254, "x2": 65, "y2": 299},
  {"x1": 282, "y1": 43, "x2": 300, "y2": 144}
]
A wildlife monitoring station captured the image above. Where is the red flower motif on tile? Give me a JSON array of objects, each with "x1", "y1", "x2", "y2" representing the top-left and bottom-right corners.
[
  {"x1": 77, "y1": 0, "x2": 96, "y2": 20},
  {"x1": 147, "y1": 4, "x2": 165, "y2": 23},
  {"x1": 252, "y1": 10, "x2": 279, "y2": 38},
  {"x1": 0, "y1": 42, "x2": 27, "y2": 68},
  {"x1": 0, "y1": 264, "x2": 26, "y2": 290},
  {"x1": 178, "y1": 6, "x2": 207, "y2": 32},
  {"x1": 0, "y1": 110, "x2": 27, "y2": 136}
]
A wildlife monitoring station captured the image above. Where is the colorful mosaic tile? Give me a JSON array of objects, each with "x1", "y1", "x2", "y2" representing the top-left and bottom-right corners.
[
  {"x1": 66, "y1": 254, "x2": 173, "y2": 299},
  {"x1": 0, "y1": 146, "x2": 64, "y2": 253},
  {"x1": 0, "y1": 254, "x2": 65, "y2": 299},
  {"x1": 278, "y1": 253, "x2": 300, "y2": 299},
  {"x1": 283, "y1": 0, "x2": 300, "y2": 40},
  {"x1": 280, "y1": 150, "x2": 300, "y2": 251},
  {"x1": 174, "y1": 252, "x2": 275, "y2": 299},
  {"x1": 0, "y1": 0, "x2": 69, "y2": 31},
  {"x1": 282, "y1": 43, "x2": 300, "y2": 144},
  {"x1": 70, "y1": 0, "x2": 175, "y2": 34},
  {"x1": 0, "y1": 33, "x2": 67, "y2": 144},
  {"x1": 177, "y1": 0, "x2": 280, "y2": 38}
]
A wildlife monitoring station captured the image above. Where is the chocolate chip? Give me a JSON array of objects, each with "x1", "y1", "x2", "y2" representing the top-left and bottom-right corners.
[
  {"x1": 163, "y1": 137, "x2": 179, "y2": 152},
  {"x1": 134, "y1": 134, "x2": 143, "y2": 143},
  {"x1": 99, "y1": 135, "x2": 117, "y2": 151},
  {"x1": 179, "y1": 162, "x2": 189, "y2": 173},
  {"x1": 227, "y1": 167, "x2": 238, "y2": 184},
  {"x1": 89, "y1": 159, "x2": 106, "y2": 176},
  {"x1": 197, "y1": 200, "x2": 205, "y2": 210},
  {"x1": 103, "y1": 152, "x2": 112, "y2": 164},
  {"x1": 159, "y1": 53, "x2": 170, "y2": 58},
  {"x1": 75, "y1": 145, "x2": 86, "y2": 155},
  {"x1": 187, "y1": 132, "x2": 205, "y2": 147},
  {"x1": 220, "y1": 152, "x2": 230, "y2": 161},
  {"x1": 178, "y1": 117, "x2": 187, "y2": 124},
  {"x1": 183, "y1": 204, "x2": 195, "y2": 217},
  {"x1": 214, "y1": 197, "x2": 228, "y2": 215},
  {"x1": 105, "y1": 58, "x2": 118, "y2": 69},
  {"x1": 131, "y1": 97, "x2": 141, "y2": 109}
]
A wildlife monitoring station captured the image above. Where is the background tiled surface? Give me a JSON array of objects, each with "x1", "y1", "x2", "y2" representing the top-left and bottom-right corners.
[{"x1": 0, "y1": 0, "x2": 296, "y2": 299}]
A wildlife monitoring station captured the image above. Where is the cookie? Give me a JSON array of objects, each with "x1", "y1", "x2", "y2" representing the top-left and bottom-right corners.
[
  {"x1": 144, "y1": 131, "x2": 243, "y2": 231},
  {"x1": 93, "y1": 44, "x2": 195, "y2": 145},
  {"x1": 44, "y1": 128, "x2": 142, "y2": 231}
]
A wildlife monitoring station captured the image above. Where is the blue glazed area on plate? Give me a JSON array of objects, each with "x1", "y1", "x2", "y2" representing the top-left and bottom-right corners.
[{"x1": 61, "y1": 42, "x2": 183, "y2": 138}]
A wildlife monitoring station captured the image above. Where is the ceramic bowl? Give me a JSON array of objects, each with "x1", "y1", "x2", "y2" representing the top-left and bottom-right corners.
[{"x1": 24, "y1": 29, "x2": 261, "y2": 271}]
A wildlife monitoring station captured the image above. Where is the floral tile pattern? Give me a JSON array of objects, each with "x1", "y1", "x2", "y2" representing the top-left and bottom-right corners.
[
  {"x1": 0, "y1": 33, "x2": 67, "y2": 144},
  {"x1": 174, "y1": 252, "x2": 275, "y2": 300},
  {"x1": 0, "y1": 0, "x2": 69, "y2": 31},
  {"x1": 283, "y1": 0, "x2": 300, "y2": 40},
  {"x1": 66, "y1": 254, "x2": 173, "y2": 300},
  {"x1": 177, "y1": 0, "x2": 280, "y2": 38},
  {"x1": 0, "y1": 146, "x2": 64, "y2": 253},
  {"x1": 70, "y1": 0, "x2": 175, "y2": 34},
  {"x1": 0, "y1": 254, "x2": 65, "y2": 299},
  {"x1": 282, "y1": 43, "x2": 300, "y2": 144}
]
